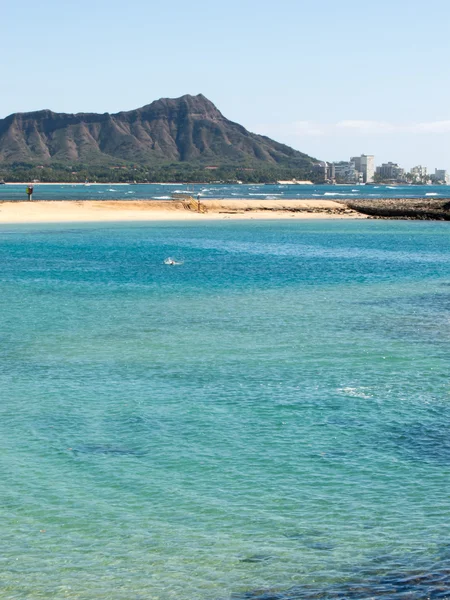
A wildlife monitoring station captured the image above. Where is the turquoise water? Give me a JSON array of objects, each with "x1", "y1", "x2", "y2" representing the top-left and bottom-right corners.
[
  {"x1": 1, "y1": 182, "x2": 450, "y2": 201},
  {"x1": 1, "y1": 220, "x2": 450, "y2": 599}
]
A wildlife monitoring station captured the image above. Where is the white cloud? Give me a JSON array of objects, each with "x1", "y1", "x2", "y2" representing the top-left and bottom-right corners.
[
  {"x1": 256, "y1": 119, "x2": 450, "y2": 137},
  {"x1": 335, "y1": 120, "x2": 397, "y2": 134},
  {"x1": 413, "y1": 120, "x2": 450, "y2": 133}
]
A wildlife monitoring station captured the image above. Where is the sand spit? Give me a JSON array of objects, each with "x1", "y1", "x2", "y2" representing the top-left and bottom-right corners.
[{"x1": 0, "y1": 199, "x2": 364, "y2": 224}]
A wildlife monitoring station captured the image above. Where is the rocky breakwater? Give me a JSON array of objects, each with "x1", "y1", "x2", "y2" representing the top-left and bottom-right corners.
[
  {"x1": 203, "y1": 199, "x2": 362, "y2": 216},
  {"x1": 345, "y1": 198, "x2": 450, "y2": 220}
]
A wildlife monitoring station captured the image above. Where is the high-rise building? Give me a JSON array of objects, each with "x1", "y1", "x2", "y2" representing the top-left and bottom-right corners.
[
  {"x1": 327, "y1": 162, "x2": 335, "y2": 181},
  {"x1": 410, "y1": 166, "x2": 428, "y2": 182},
  {"x1": 334, "y1": 161, "x2": 359, "y2": 183},
  {"x1": 434, "y1": 169, "x2": 449, "y2": 184},
  {"x1": 375, "y1": 162, "x2": 405, "y2": 181},
  {"x1": 312, "y1": 161, "x2": 336, "y2": 182},
  {"x1": 351, "y1": 154, "x2": 375, "y2": 183}
]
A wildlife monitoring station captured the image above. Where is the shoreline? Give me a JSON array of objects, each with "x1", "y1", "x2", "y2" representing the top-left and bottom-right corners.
[{"x1": 0, "y1": 199, "x2": 364, "y2": 224}]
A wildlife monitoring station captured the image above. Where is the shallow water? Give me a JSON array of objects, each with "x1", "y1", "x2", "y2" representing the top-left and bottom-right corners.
[{"x1": 1, "y1": 220, "x2": 450, "y2": 599}]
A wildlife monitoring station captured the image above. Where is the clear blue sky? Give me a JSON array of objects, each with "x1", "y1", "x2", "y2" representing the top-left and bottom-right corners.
[{"x1": 3, "y1": 0, "x2": 450, "y2": 169}]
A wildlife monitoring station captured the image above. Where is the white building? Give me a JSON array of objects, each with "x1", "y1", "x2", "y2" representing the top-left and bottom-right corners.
[
  {"x1": 351, "y1": 154, "x2": 375, "y2": 183},
  {"x1": 376, "y1": 162, "x2": 405, "y2": 181},
  {"x1": 334, "y1": 161, "x2": 360, "y2": 183},
  {"x1": 410, "y1": 165, "x2": 428, "y2": 182}
]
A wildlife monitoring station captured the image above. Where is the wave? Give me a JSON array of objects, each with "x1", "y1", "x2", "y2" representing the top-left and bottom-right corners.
[
  {"x1": 107, "y1": 188, "x2": 118, "y2": 192},
  {"x1": 337, "y1": 386, "x2": 373, "y2": 399},
  {"x1": 324, "y1": 192, "x2": 355, "y2": 196},
  {"x1": 153, "y1": 196, "x2": 171, "y2": 200},
  {"x1": 425, "y1": 192, "x2": 439, "y2": 196}
]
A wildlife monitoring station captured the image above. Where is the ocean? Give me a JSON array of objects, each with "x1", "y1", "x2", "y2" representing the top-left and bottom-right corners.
[
  {"x1": 1, "y1": 182, "x2": 449, "y2": 202},
  {"x1": 1, "y1": 219, "x2": 450, "y2": 599}
]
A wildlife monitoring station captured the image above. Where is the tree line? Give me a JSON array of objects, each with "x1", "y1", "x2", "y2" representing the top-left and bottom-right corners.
[{"x1": 0, "y1": 162, "x2": 321, "y2": 184}]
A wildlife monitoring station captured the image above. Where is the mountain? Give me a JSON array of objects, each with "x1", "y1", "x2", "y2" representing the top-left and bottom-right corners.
[{"x1": 0, "y1": 94, "x2": 316, "y2": 168}]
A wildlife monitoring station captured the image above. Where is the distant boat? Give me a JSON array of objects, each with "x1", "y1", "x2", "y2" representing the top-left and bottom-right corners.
[{"x1": 0, "y1": 180, "x2": 5, "y2": 185}]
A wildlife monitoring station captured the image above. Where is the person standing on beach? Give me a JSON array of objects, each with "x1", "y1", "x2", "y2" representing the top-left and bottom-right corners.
[
  {"x1": 197, "y1": 193, "x2": 201, "y2": 213},
  {"x1": 26, "y1": 185, "x2": 34, "y2": 201}
]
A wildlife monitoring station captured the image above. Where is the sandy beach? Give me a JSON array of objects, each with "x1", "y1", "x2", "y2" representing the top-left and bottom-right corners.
[{"x1": 0, "y1": 199, "x2": 364, "y2": 224}]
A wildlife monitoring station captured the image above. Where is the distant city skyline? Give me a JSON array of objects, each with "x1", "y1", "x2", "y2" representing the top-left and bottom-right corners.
[
  {"x1": 312, "y1": 154, "x2": 449, "y2": 184},
  {"x1": 253, "y1": 120, "x2": 450, "y2": 173}
]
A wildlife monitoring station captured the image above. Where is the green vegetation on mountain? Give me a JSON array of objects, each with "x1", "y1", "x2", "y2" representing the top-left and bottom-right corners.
[{"x1": 0, "y1": 94, "x2": 319, "y2": 182}]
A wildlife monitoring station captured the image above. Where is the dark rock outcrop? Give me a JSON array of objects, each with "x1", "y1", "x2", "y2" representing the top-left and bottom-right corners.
[{"x1": 346, "y1": 198, "x2": 450, "y2": 220}]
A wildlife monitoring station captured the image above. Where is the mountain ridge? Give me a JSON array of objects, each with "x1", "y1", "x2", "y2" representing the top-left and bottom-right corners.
[{"x1": 0, "y1": 94, "x2": 316, "y2": 168}]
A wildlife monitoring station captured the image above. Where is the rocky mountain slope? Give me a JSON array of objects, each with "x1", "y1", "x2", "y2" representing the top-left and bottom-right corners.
[{"x1": 0, "y1": 94, "x2": 316, "y2": 168}]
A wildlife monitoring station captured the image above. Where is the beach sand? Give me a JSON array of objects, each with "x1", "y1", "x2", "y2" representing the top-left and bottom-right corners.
[{"x1": 0, "y1": 199, "x2": 365, "y2": 224}]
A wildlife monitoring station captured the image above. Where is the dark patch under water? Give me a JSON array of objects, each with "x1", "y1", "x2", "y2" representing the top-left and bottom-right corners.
[
  {"x1": 283, "y1": 530, "x2": 326, "y2": 540},
  {"x1": 359, "y1": 292, "x2": 450, "y2": 312},
  {"x1": 69, "y1": 445, "x2": 145, "y2": 456},
  {"x1": 390, "y1": 421, "x2": 450, "y2": 464},
  {"x1": 240, "y1": 555, "x2": 274, "y2": 564},
  {"x1": 230, "y1": 566, "x2": 450, "y2": 599}
]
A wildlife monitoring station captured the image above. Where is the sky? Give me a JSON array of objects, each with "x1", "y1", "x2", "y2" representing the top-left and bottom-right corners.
[{"x1": 3, "y1": 0, "x2": 450, "y2": 170}]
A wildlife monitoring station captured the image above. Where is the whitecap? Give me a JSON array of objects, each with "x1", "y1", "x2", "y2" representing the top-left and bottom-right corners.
[
  {"x1": 425, "y1": 192, "x2": 439, "y2": 196},
  {"x1": 337, "y1": 386, "x2": 373, "y2": 399},
  {"x1": 153, "y1": 196, "x2": 171, "y2": 200}
]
